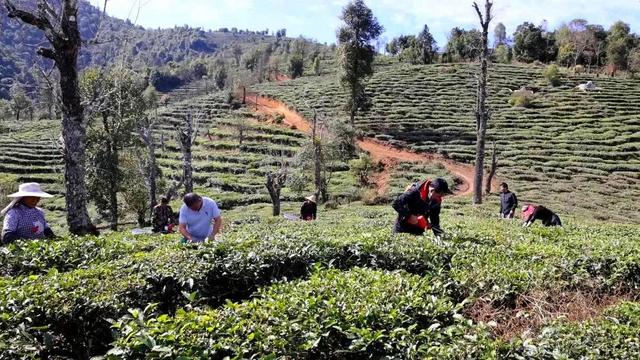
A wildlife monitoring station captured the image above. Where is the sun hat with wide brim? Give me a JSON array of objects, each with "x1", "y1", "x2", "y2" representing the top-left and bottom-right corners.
[
  {"x1": 7, "y1": 183, "x2": 54, "y2": 198},
  {"x1": 305, "y1": 195, "x2": 317, "y2": 203}
]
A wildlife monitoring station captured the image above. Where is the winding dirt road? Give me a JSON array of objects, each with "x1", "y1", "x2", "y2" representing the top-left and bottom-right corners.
[{"x1": 244, "y1": 94, "x2": 496, "y2": 197}]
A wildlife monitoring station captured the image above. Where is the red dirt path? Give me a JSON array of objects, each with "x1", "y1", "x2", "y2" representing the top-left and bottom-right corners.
[{"x1": 244, "y1": 94, "x2": 499, "y2": 197}]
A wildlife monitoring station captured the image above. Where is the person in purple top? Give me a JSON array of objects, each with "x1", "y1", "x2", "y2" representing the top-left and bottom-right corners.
[{"x1": 1, "y1": 183, "x2": 56, "y2": 244}]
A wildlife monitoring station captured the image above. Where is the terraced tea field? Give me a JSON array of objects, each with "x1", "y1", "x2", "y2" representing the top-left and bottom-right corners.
[
  {"x1": 0, "y1": 119, "x2": 67, "y2": 227},
  {"x1": 0, "y1": 91, "x2": 361, "y2": 230},
  {"x1": 253, "y1": 63, "x2": 640, "y2": 222}
]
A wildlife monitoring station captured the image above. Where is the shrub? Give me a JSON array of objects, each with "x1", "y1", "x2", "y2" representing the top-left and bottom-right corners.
[
  {"x1": 509, "y1": 91, "x2": 534, "y2": 108},
  {"x1": 349, "y1": 154, "x2": 376, "y2": 186},
  {"x1": 289, "y1": 54, "x2": 304, "y2": 79},
  {"x1": 543, "y1": 64, "x2": 561, "y2": 86},
  {"x1": 573, "y1": 64, "x2": 585, "y2": 75},
  {"x1": 361, "y1": 188, "x2": 389, "y2": 205},
  {"x1": 494, "y1": 44, "x2": 512, "y2": 64},
  {"x1": 287, "y1": 170, "x2": 311, "y2": 196},
  {"x1": 323, "y1": 199, "x2": 339, "y2": 209},
  {"x1": 628, "y1": 48, "x2": 640, "y2": 76},
  {"x1": 273, "y1": 113, "x2": 285, "y2": 124},
  {"x1": 0, "y1": 173, "x2": 19, "y2": 199},
  {"x1": 506, "y1": 302, "x2": 640, "y2": 358}
]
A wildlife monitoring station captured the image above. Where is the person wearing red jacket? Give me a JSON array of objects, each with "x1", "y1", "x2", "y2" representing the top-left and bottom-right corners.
[
  {"x1": 522, "y1": 204, "x2": 562, "y2": 227},
  {"x1": 392, "y1": 178, "x2": 452, "y2": 238}
]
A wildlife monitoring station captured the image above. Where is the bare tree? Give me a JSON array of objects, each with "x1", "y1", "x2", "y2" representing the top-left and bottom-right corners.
[
  {"x1": 472, "y1": 0, "x2": 493, "y2": 205},
  {"x1": 4, "y1": 0, "x2": 96, "y2": 234},
  {"x1": 231, "y1": 117, "x2": 250, "y2": 147},
  {"x1": 266, "y1": 165, "x2": 288, "y2": 216},
  {"x1": 485, "y1": 142, "x2": 498, "y2": 194},
  {"x1": 138, "y1": 121, "x2": 158, "y2": 212},
  {"x1": 568, "y1": 19, "x2": 596, "y2": 68},
  {"x1": 177, "y1": 111, "x2": 199, "y2": 194},
  {"x1": 311, "y1": 109, "x2": 328, "y2": 203},
  {"x1": 138, "y1": 85, "x2": 160, "y2": 214}
]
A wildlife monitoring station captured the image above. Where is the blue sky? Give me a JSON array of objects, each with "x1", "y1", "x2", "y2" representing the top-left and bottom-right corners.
[{"x1": 96, "y1": 0, "x2": 640, "y2": 48}]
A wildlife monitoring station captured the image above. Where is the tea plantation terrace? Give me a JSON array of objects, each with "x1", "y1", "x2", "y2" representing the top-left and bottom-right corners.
[
  {"x1": 253, "y1": 62, "x2": 640, "y2": 223},
  {"x1": 0, "y1": 91, "x2": 359, "y2": 230}
]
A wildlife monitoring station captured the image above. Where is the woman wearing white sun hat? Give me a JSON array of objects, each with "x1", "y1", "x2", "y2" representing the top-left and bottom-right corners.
[{"x1": 1, "y1": 182, "x2": 56, "y2": 244}]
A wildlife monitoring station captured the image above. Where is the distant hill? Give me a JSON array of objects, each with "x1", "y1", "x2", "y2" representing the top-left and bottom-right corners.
[{"x1": 0, "y1": 0, "x2": 281, "y2": 99}]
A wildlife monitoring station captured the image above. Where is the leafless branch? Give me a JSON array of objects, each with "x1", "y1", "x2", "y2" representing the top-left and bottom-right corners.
[{"x1": 5, "y1": 0, "x2": 61, "y2": 45}]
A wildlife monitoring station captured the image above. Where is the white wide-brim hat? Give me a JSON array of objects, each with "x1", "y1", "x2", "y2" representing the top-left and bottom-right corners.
[
  {"x1": 8, "y1": 182, "x2": 54, "y2": 198},
  {"x1": 305, "y1": 195, "x2": 317, "y2": 202}
]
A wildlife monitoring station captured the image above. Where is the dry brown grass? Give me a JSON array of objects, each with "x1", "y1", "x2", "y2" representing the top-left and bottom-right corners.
[{"x1": 466, "y1": 289, "x2": 636, "y2": 340}]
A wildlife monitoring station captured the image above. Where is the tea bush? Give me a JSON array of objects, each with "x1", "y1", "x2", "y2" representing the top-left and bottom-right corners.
[
  {"x1": 108, "y1": 268, "x2": 496, "y2": 359},
  {"x1": 2, "y1": 203, "x2": 640, "y2": 358}
]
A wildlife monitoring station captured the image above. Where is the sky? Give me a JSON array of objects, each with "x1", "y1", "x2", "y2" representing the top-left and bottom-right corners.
[{"x1": 94, "y1": 0, "x2": 640, "y2": 47}]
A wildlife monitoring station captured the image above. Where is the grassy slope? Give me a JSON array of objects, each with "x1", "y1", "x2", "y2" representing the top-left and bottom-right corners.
[{"x1": 253, "y1": 61, "x2": 640, "y2": 223}]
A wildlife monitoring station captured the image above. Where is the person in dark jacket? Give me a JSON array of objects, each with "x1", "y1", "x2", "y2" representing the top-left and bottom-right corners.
[
  {"x1": 300, "y1": 195, "x2": 317, "y2": 221},
  {"x1": 499, "y1": 182, "x2": 518, "y2": 219},
  {"x1": 522, "y1": 204, "x2": 562, "y2": 227},
  {"x1": 392, "y1": 178, "x2": 452, "y2": 238},
  {"x1": 152, "y1": 196, "x2": 175, "y2": 233}
]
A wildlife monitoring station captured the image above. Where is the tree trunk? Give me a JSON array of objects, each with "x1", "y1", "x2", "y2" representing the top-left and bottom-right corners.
[
  {"x1": 472, "y1": 1, "x2": 493, "y2": 205},
  {"x1": 15, "y1": 109, "x2": 19, "y2": 121},
  {"x1": 485, "y1": 142, "x2": 498, "y2": 194},
  {"x1": 5, "y1": 0, "x2": 96, "y2": 234},
  {"x1": 108, "y1": 144, "x2": 119, "y2": 230},
  {"x1": 242, "y1": 86, "x2": 246, "y2": 104},
  {"x1": 312, "y1": 111, "x2": 327, "y2": 203},
  {"x1": 269, "y1": 189, "x2": 281, "y2": 216},
  {"x1": 60, "y1": 56, "x2": 94, "y2": 234},
  {"x1": 102, "y1": 113, "x2": 119, "y2": 231},
  {"x1": 266, "y1": 173, "x2": 282, "y2": 216},
  {"x1": 183, "y1": 146, "x2": 193, "y2": 193},
  {"x1": 147, "y1": 141, "x2": 157, "y2": 211}
]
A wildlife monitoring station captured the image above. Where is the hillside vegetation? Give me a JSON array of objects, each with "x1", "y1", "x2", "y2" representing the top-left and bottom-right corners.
[
  {"x1": 0, "y1": 0, "x2": 285, "y2": 99},
  {"x1": 0, "y1": 89, "x2": 362, "y2": 229},
  {"x1": 253, "y1": 61, "x2": 640, "y2": 222}
]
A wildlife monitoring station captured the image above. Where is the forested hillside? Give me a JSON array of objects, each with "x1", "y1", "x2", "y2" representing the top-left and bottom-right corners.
[{"x1": 0, "y1": 0, "x2": 282, "y2": 99}]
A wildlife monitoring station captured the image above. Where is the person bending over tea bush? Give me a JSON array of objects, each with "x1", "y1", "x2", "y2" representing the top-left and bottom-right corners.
[
  {"x1": 1, "y1": 183, "x2": 56, "y2": 244},
  {"x1": 178, "y1": 192, "x2": 223, "y2": 243},
  {"x1": 522, "y1": 204, "x2": 562, "y2": 227},
  {"x1": 392, "y1": 178, "x2": 452, "y2": 240}
]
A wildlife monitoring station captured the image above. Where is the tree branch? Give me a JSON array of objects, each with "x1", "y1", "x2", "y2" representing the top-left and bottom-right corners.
[
  {"x1": 5, "y1": 0, "x2": 48, "y2": 30},
  {"x1": 37, "y1": 0, "x2": 59, "y2": 26},
  {"x1": 5, "y1": 0, "x2": 62, "y2": 45},
  {"x1": 472, "y1": 2, "x2": 484, "y2": 26},
  {"x1": 37, "y1": 47, "x2": 56, "y2": 60},
  {"x1": 85, "y1": 0, "x2": 109, "y2": 46}
]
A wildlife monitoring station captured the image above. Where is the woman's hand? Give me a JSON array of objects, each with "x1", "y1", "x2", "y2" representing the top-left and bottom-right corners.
[{"x1": 406, "y1": 215, "x2": 419, "y2": 225}]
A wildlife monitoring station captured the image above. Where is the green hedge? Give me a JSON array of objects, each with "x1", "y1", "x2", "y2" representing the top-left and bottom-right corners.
[
  {"x1": 107, "y1": 268, "x2": 496, "y2": 359},
  {"x1": 0, "y1": 215, "x2": 451, "y2": 358},
  {"x1": 0, "y1": 235, "x2": 160, "y2": 276}
]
